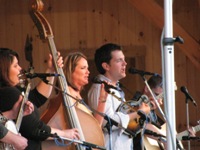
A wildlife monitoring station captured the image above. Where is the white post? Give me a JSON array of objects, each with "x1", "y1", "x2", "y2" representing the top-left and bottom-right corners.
[{"x1": 163, "y1": 0, "x2": 176, "y2": 149}]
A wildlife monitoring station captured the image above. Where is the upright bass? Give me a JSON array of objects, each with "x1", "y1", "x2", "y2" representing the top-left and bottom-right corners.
[{"x1": 29, "y1": 0, "x2": 105, "y2": 149}]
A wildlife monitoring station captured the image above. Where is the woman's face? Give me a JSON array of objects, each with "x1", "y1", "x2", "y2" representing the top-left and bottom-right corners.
[
  {"x1": 8, "y1": 56, "x2": 22, "y2": 86},
  {"x1": 72, "y1": 57, "x2": 90, "y2": 89}
]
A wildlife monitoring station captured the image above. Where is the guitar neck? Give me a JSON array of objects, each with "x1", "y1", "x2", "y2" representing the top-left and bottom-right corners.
[
  {"x1": 193, "y1": 124, "x2": 200, "y2": 133},
  {"x1": 176, "y1": 124, "x2": 200, "y2": 140},
  {"x1": 15, "y1": 82, "x2": 31, "y2": 131}
]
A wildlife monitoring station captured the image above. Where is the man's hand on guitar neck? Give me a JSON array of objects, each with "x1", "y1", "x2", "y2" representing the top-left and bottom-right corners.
[{"x1": 188, "y1": 126, "x2": 196, "y2": 137}]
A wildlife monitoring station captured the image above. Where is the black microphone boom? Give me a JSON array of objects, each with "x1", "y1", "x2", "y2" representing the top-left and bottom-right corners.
[
  {"x1": 25, "y1": 72, "x2": 61, "y2": 79},
  {"x1": 137, "y1": 110, "x2": 161, "y2": 129},
  {"x1": 128, "y1": 68, "x2": 156, "y2": 76},
  {"x1": 144, "y1": 129, "x2": 166, "y2": 138},
  {"x1": 180, "y1": 86, "x2": 197, "y2": 106}
]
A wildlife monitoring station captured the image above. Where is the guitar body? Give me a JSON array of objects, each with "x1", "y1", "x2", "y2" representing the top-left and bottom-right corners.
[
  {"x1": 118, "y1": 100, "x2": 142, "y2": 131},
  {"x1": 0, "y1": 120, "x2": 18, "y2": 150},
  {"x1": 5, "y1": 120, "x2": 18, "y2": 134},
  {"x1": 143, "y1": 123, "x2": 184, "y2": 150},
  {"x1": 118, "y1": 95, "x2": 153, "y2": 131},
  {"x1": 143, "y1": 136, "x2": 162, "y2": 150}
]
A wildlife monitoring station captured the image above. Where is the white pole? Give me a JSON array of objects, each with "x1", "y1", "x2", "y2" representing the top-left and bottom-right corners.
[{"x1": 163, "y1": 0, "x2": 176, "y2": 149}]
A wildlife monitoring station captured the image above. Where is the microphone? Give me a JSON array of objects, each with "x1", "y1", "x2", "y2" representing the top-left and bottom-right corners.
[
  {"x1": 24, "y1": 72, "x2": 61, "y2": 79},
  {"x1": 144, "y1": 129, "x2": 166, "y2": 138},
  {"x1": 182, "y1": 136, "x2": 200, "y2": 140},
  {"x1": 104, "y1": 115, "x2": 136, "y2": 137},
  {"x1": 92, "y1": 77, "x2": 121, "y2": 91},
  {"x1": 128, "y1": 68, "x2": 156, "y2": 76},
  {"x1": 32, "y1": 129, "x2": 59, "y2": 139},
  {"x1": 180, "y1": 86, "x2": 197, "y2": 106}
]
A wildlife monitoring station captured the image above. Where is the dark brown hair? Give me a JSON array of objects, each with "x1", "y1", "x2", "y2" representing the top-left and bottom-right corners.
[
  {"x1": 0, "y1": 48, "x2": 19, "y2": 87},
  {"x1": 95, "y1": 43, "x2": 123, "y2": 74}
]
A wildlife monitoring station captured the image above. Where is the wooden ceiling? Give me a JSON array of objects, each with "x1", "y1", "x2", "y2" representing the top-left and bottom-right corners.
[{"x1": 128, "y1": 0, "x2": 200, "y2": 70}]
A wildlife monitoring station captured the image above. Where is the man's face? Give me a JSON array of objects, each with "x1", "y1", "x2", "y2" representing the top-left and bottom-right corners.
[
  {"x1": 144, "y1": 85, "x2": 163, "y2": 110},
  {"x1": 105, "y1": 50, "x2": 127, "y2": 82}
]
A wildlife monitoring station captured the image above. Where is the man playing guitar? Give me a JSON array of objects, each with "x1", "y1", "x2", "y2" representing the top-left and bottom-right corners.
[
  {"x1": 0, "y1": 95, "x2": 34, "y2": 150},
  {"x1": 133, "y1": 75, "x2": 197, "y2": 150}
]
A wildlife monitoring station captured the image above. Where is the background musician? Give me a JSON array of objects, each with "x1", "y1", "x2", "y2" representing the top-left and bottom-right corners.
[
  {"x1": 132, "y1": 74, "x2": 166, "y2": 149},
  {"x1": 88, "y1": 43, "x2": 150, "y2": 150},
  {"x1": 133, "y1": 73, "x2": 197, "y2": 149}
]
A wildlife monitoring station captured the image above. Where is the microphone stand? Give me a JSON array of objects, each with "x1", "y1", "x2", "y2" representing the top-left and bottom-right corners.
[
  {"x1": 182, "y1": 88, "x2": 198, "y2": 150},
  {"x1": 140, "y1": 75, "x2": 166, "y2": 122},
  {"x1": 185, "y1": 96, "x2": 191, "y2": 150}
]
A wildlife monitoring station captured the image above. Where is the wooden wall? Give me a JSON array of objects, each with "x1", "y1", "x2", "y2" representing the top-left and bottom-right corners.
[{"x1": 0, "y1": 0, "x2": 199, "y2": 149}]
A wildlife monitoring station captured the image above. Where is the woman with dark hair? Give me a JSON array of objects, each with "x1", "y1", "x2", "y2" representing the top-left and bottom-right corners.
[{"x1": 0, "y1": 48, "x2": 79, "y2": 150}]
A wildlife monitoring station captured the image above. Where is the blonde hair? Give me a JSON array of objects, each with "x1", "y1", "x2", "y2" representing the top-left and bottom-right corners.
[{"x1": 63, "y1": 52, "x2": 87, "y2": 90}]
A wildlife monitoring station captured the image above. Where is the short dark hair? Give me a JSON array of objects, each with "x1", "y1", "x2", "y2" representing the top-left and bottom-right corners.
[
  {"x1": 0, "y1": 48, "x2": 19, "y2": 87},
  {"x1": 148, "y1": 74, "x2": 162, "y2": 89},
  {"x1": 95, "y1": 43, "x2": 123, "y2": 74}
]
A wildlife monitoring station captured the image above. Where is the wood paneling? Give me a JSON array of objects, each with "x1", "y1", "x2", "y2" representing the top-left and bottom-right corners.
[{"x1": 0, "y1": 0, "x2": 199, "y2": 149}]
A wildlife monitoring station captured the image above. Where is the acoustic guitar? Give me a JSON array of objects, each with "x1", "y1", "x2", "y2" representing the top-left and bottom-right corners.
[{"x1": 143, "y1": 123, "x2": 186, "y2": 150}]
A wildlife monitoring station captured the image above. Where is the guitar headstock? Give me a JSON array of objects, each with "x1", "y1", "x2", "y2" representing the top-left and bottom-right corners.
[
  {"x1": 29, "y1": 0, "x2": 53, "y2": 41},
  {"x1": 18, "y1": 70, "x2": 30, "y2": 89}
]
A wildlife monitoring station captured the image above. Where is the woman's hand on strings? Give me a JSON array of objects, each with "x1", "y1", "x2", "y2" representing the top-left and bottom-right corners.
[{"x1": 47, "y1": 52, "x2": 64, "y2": 72}]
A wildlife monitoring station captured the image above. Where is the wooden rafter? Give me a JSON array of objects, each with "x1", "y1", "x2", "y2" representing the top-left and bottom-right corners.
[{"x1": 128, "y1": 0, "x2": 200, "y2": 70}]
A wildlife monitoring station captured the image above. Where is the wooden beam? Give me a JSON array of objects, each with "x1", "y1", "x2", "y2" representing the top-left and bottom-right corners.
[{"x1": 128, "y1": 0, "x2": 200, "y2": 70}]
